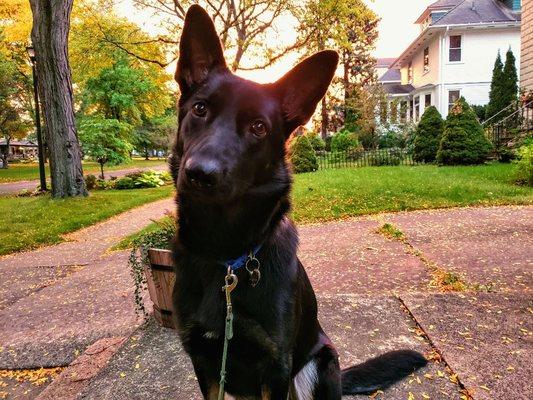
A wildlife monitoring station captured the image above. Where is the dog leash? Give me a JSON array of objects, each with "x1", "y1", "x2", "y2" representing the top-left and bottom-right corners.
[
  {"x1": 218, "y1": 268, "x2": 237, "y2": 400},
  {"x1": 218, "y1": 246, "x2": 262, "y2": 400}
]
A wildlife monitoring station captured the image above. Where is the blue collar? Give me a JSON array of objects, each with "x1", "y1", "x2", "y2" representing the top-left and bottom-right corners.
[{"x1": 221, "y1": 244, "x2": 262, "y2": 271}]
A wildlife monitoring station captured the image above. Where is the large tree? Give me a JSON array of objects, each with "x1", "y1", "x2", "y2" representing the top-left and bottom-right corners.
[
  {"x1": 29, "y1": 0, "x2": 87, "y2": 197},
  {"x1": 81, "y1": 57, "x2": 171, "y2": 124},
  {"x1": 69, "y1": 1, "x2": 173, "y2": 84},
  {"x1": 0, "y1": 53, "x2": 30, "y2": 168},
  {"x1": 485, "y1": 52, "x2": 504, "y2": 121},
  {"x1": 486, "y1": 49, "x2": 518, "y2": 123},
  {"x1": 296, "y1": 0, "x2": 379, "y2": 138},
  {"x1": 501, "y1": 47, "x2": 518, "y2": 120},
  {"x1": 125, "y1": 0, "x2": 295, "y2": 71},
  {"x1": 0, "y1": 2, "x2": 39, "y2": 133},
  {"x1": 79, "y1": 55, "x2": 173, "y2": 160}
]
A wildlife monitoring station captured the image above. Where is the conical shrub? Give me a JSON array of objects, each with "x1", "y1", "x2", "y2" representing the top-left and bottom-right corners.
[
  {"x1": 437, "y1": 97, "x2": 493, "y2": 165},
  {"x1": 289, "y1": 135, "x2": 318, "y2": 173},
  {"x1": 413, "y1": 106, "x2": 444, "y2": 163}
]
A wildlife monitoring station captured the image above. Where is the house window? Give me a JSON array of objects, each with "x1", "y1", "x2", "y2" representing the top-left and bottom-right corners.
[
  {"x1": 448, "y1": 90, "x2": 460, "y2": 110},
  {"x1": 408, "y1": 62, "x2": 413, "y2": 84},
  {"x1": 414, "y1": 96, "x2": 420, "y2": 121},
  {"x1": 409, "y1": 99, "x2": 414, "y2": 120},
  {"x1": 423, "y1": 47, "x2": 429, "y2": 73},
  {"x1": 425, "y1": 94, "x2": 431, "y2": 108},
  {"x1": 449, "y1": 35, "x2": 462, "y2": 62}
]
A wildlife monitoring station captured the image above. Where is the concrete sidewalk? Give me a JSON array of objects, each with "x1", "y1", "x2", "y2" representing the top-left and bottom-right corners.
[
  {"x1": 0, "y1": 164, "x2": 167, "y2": 195},
  {"x1": 1, "y1": 205, "x2": 531, "y2": 399}
]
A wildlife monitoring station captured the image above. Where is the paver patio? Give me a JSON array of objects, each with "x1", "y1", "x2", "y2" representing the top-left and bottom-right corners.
[
  {"x1": 0, "y1": 204, "x2": 531, "y2": 399},
  {"x1": 401, "y1": 292, "x2": 532, "y2": 400},
  {"x1": 387, "y1": 206, "x2": 533, "y2": 293}
]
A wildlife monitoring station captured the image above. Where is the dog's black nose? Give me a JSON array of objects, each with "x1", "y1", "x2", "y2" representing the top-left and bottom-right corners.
[{"x1": 184, "y1": 158, "x2": 222, "y2": 189}]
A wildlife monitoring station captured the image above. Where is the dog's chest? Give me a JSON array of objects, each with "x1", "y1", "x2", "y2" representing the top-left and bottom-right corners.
[{"x1": 176, "y1": 270, "x2": 282, "y2": 355}]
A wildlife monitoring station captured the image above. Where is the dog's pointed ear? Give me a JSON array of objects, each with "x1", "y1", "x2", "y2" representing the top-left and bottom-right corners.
[
  {"x1": 176, "y1": 5, "x2": 227, "y2": 93},
  {"x1": 272, "y1": 50, "x2": 338, "y2": 135}
]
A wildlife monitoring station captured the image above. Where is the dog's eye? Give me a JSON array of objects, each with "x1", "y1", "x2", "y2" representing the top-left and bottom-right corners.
[
  {"x1": 192, "y1": 101, "x2": 207, "y2": 117},
  {"x1": 250, "y1": 120, "x2": 267, "y2": 137}
]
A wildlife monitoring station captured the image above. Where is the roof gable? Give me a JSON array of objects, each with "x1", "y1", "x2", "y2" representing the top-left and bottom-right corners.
[
  {"x1": 379, "y1": 68, "x2": 401, "y2": 82},
  {"x1": 432, "y1": 0, "x2": 521, "y2": 26},
  {"x1": 415, "y1": 0, "x2": 463, "y2": 23}
]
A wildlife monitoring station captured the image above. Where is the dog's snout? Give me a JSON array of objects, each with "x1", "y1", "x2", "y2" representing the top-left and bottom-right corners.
[{"x1": 184, "y1": 158, "x2": 222, "y2": 189}]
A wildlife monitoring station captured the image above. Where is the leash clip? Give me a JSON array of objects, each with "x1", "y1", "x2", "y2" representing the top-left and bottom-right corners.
[{"x1": 223, "y1": 267, "x2": 238, "y2": 304}]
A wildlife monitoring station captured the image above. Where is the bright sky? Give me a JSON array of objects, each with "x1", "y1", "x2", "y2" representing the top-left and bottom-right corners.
[
  {"x1": 115, "y1": 0, "x2": 436, "y2": 82},
  {"x1": 366, "y1": 0, "x2": 435, "y2": 58}
]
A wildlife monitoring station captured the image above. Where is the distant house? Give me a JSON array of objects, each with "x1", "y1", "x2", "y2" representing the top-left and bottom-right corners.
[
  {"x1": 521, "y1": 0, "x2": 532, "y2": 91},
  {"x1": 0, "y1": 139, "x2": 38, "y2": 160},
  {"x1": 379, "y1": 0, "x2": 521, "y2": 123}
]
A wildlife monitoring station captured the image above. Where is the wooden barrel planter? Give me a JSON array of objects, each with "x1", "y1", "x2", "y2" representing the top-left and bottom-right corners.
[{"x1": 144, "y1": 249, "x2": 176, "y2": 329}]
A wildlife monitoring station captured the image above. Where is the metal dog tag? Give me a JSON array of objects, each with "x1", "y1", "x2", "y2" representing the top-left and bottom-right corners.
[
  {"x1": 248, "y1": 268, "x2": 261, "y2": 287},
  {"x1": 245, "y1": 256, "x2": 261, "y2": 287}
]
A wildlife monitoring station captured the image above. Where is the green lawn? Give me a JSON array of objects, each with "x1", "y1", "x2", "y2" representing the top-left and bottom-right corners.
[
  {"x1": 116, "y1": 163, "x2": 532, "y2": 248},
  {"x1": 292, "y1": 163, "x2": 532, "y2": 223},
  {"x1": 0, "y1": 185, "x2": 174, "y2": 255},
  {"x1": 0, "y1": 158, "x2": 167, "y2": 183}
]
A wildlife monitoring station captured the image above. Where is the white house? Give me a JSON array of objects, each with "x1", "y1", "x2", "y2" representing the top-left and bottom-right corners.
[{"x1": 379, "y1": 0, "x2": 521, "y2": 122}]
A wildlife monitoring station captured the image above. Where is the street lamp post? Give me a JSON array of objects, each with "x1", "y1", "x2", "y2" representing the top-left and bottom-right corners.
[{"x1": 26, "y1": 45, "x2": 47, "y2": 192}]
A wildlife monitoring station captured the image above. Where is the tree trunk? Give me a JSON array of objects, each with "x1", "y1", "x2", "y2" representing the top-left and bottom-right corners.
[
  {"x1": 320, "y1": 97, "x2": 328, "y2": 140},
  {"x1": 29, "y1": 0, "x2": 87, "y2": 198},
  {"x1": 343, "y1": 50, "x2": 350, "y2": 127},
  {"x1": 318, "y1": 38, "x2": 328, "y2": 140},
  {"x1": 100, "y1": 162, "x2": 105, "y2": 180},
  {"x1": 343, "y1": 50, "x2": 350, "y2": 101}
]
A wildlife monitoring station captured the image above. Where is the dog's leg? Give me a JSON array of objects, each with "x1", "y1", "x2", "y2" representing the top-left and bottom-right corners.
[
  {"x1": 207, "y1": 383, "x2": 221, "y2": 400},
  {"x1": 259, "y1": 359, "x2": 292, "y2": 400},
  {"x1": 293, "y1": 345, "x2": 341, "y2": 400},
  {"x1": 263, "y1": 372, "x2": 291, "y2": 400},
  {"x1": 261, "y1": 386, "x2": 271, "y2": 400},
  {"x1": 313, "y1": 345, "x2": 342, "y2": 399},
  {"x1": 191, "y1": 360, "x2": 219, "y2": 400}
]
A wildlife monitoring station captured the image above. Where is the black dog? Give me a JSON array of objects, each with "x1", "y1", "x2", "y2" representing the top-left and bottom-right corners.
[{"x1": 171, "y1": 6, "x2": 426, "y2": 399}]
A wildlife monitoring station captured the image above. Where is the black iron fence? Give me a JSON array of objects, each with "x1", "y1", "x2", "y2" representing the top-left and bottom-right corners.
[{"x1": 316, "y1": 148, "x2": 417, "y2": 170}]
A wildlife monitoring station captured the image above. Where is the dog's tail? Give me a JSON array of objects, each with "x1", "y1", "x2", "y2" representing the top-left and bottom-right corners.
[{"x1": 341, "y1": 350, "x2": 427, "y2": 395}]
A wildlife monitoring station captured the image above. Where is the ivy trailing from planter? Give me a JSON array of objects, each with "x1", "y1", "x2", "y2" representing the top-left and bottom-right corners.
[{"x1": 127, "y1": 217, "x2": 175, "y2": 316}]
